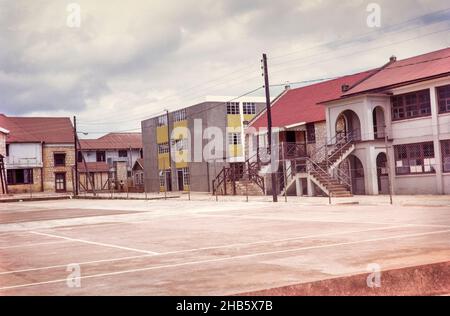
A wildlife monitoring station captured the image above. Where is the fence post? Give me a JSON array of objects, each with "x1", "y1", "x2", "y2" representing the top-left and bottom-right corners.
[
  {"x1": 326, "y1": 143, "x2": 331, "y2": 205},
  {"x1": 281, "y1": 142, "x2": 287, "y2": 203},
  {"x1": 223, "y1": 166, "x2": 227, "y2": 196}
]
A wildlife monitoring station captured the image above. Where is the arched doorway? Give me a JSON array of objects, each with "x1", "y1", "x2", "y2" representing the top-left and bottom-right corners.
[
  {"x1": 348, "y1": 155, "x2": 365, "y2": 195},
  {"x1": 376, "y1": 152, "x2": 389, "y2": 194},
  {"x1": 335, "y1": 110, "x2": 362, "y2": 141},
  {"x1": 373, "y1": 107, "x2": 386, "y2": 139}
]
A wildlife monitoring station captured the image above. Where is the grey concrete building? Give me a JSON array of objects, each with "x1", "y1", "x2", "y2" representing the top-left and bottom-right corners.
[{"x1": 141, "y1": 97, "x2": 266, "y2": 193}]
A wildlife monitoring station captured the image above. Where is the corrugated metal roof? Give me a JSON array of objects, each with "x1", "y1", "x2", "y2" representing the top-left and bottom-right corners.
[
  {"x1": 79, "y1": 133, "x2": 142, "y2": 150},
  {"x1": 343, "y1": 47, "x2": 450, "y2": 96},
  {"x1": 0, "y1": 114, "x2": 73, "y2": 144},
  {"x1": 250, "y1": 70, "x2": 376, "y2": 129}
]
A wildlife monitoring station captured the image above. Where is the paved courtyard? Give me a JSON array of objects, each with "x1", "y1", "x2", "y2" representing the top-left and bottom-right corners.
[{"x1": 0, "y1": 197, "x2": 449, "y2": 295}]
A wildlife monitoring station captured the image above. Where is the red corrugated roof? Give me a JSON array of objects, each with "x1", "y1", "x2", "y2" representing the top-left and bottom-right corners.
[
  {"x1": 80, "y1": 133, "x2": 142, "y2": 150},
  {"x1": 78, "y1": 162, "x2": 110, "y2": 173},
  {"x1": 0, "y1": 114, "x2": 73, "y2": 144},
  {"x1": 250, "y1": 70, "x2": 376, "y2": 129},
  {"x1": 133, "y1": 158, "x2": 144, "y2": 170},
  {"x1": 343, "y1": 47, "x2": 450, "y2": 96}
]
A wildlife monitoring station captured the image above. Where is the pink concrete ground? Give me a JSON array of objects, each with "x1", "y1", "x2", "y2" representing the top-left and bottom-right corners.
[{"x1": 0, "y1": 198, "x2": 449, "y2": 296}]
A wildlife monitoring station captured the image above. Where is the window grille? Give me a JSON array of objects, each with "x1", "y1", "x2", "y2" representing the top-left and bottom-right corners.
[{"x1": 394, "y1": 142, "x2": 436, "y2": 175}]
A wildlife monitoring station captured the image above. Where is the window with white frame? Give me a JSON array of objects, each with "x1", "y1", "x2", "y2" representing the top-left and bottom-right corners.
[
  {"x1": 157, "y1": 115, "x2": 168, "y2": 127},
  {"x1": 243, "y1": 102, "x2": 256, "y2": 115},
  {"x1": 394, "y1": 142, "x2": 436, "y2": 175},
  {"x1": 228, "y1": 132, "x2": 241, "y2": 145},
  {"x1": 391, "y1": 89, "x2": 431, "y2": 121},
  {"x1": 183, "y1": 168, "x2": 190, "y2": 186},
  {"x1": 437, "y1": 84, "x2": 450, "y2": 114},
  {"x1": 173, "y1": 109, "x2": 187, "y2": 122},
  {"x1": 226, "y1": 102, "x2": 240, "y2": 114},
  {"x1": 159, "y1": 173, "x2": 165, "y2": 187},
  {"x1": 442, "y1": 140, "x2": 450, "y2": 173},
  {"x1": 158, "y1": 142, "x2": 170, "y2": 154}
]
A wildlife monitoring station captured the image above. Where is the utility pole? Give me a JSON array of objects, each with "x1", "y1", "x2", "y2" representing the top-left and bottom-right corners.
[
  {"x1": 262, "y1": 53, "x2": 278, "y2": 202},
  {"x1": 73, "y1": 116, "x2": 79, "y2": 196},
  {"x1": 165, "y1": 110, "x2": 172, "y2": 192}
]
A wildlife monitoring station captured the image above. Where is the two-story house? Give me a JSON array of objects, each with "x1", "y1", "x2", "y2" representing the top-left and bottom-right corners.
[
  {"x1": 319, "y1": 47, "x2": 450, "y2": 196},
  {"x1": 78, "y1": 133, "x2": 143, "y2": 191},
  {"x1": 0, "y1": 114, "x2": 75, "y2": 194}
]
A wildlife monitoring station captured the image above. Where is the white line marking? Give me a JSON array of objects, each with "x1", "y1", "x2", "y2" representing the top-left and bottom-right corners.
[
  {"x1": 0, "y1": 224, "x2": 408, "y2": 275},
  {"x1": 1, "y1": 228, "x2": 449, "y2": 290},
  {"x1": 28, "y1": 231, "x2": 159, "y2": 255},
  {"x1": 194, "y1": 213, "x2": 450, "y2": 228},
  {"x1": 0, "y1": 228, "x2": 450, "y2": 290},
  {"x1": 0, "y1": 240, "x2": 70, "y2": 250}
]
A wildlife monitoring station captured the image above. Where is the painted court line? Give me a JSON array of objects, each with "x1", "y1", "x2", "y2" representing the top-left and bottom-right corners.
[
  {"x1": 0, "y1": 224, "x2": 409, "y2": 275},
  {"x1": 1, "y1": 229, "x2": 449, "y2": 291},
  {"x1": 0, "y1": 240, "x2": 70, "y2": 250},
  {"x1": 28, "y1": 231, "x2": 159, "y2": 255},
  {"x1": 194, "y1": 213, "x2": 450, "y2": 228}
]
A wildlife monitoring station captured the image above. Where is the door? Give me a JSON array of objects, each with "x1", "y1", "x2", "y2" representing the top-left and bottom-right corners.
[
  {"x1": 165, "y1": 171, "x2": 172, "y2": 192},
  {"x1": 55, "y1": 173, "x2": 66, "y2": 192},
  {"x1": 177, "y1": 169, "x2": 184, "y2": 191}
]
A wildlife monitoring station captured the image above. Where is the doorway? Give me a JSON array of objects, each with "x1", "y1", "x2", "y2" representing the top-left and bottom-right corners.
[
  {"x1": 376, "y1": 152, "x2": 389, "y2": 194},
  {"x1": 55, "y1": 173, "x2": 66, "y2": 192},
  {"x1": 165, "y1": 171, "x2": 172, "y2": 192},
  {"x1": 177, "y1": 169, "x2": 184, "y2": 191},
  {"x1": 285, "y1": 131, "x2": 296, "y2": 143}
]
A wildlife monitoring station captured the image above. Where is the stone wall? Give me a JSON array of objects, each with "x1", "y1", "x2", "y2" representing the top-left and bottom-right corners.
[
  {"x1": 6, "y1": 167, "x2": 43, "y2": 194},
  {"x1": 306, "y1": 121, "x2": 327, "y2": 157},
  {"x1": 42, "y1": 145, "x2": 75, "y2": 192}
]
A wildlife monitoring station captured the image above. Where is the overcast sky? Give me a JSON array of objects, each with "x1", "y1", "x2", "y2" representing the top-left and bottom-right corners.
[{"x1": 0, "y1": 0, "x2": 449, "y2": 136}]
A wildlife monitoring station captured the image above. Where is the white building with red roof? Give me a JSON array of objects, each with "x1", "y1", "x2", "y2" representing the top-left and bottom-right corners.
[
  {"x1": 246, "y1": 47, "x2": 450, "y2": 197},
  {"x1": 320, "y1": 47, "x2": 450, "y2": 196}
]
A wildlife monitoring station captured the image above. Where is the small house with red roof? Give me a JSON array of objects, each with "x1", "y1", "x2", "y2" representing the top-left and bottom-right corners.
[{"x1": 0, "y1": 114, "x2": 75, "y2": 194}]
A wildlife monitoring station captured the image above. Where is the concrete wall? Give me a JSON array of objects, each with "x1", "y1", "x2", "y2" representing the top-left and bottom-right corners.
[
  {"x1": 142, "y1": 116, "x2": 160, "y2": 192},
  {"x1": 142, "y1": 100, "x2": 265, "y2": 193},
  {"x1": 6, "y1": 167, "x2": 43, "y2": 194}
]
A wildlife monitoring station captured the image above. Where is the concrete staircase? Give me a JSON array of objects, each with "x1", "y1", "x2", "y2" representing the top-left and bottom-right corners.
[
  {"x1": 234, "y1": 180, "x2": 265, "y2": 196},
  {"x1": 309, "y1": 169, "x2": 352, "y2": 197}
]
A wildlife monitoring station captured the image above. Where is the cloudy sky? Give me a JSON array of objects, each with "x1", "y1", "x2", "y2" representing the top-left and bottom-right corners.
[{"x1": 0, "y1": 0, "x2": 449, "y2": 136}]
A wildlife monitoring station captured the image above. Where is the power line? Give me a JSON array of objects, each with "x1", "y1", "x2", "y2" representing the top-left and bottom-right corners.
[
  {"x1": 270, "y1": 7, "x2": 450, "y2": 61},
  {"x1": 77, "y1": 9, "x2": 450, "y2": 126}
]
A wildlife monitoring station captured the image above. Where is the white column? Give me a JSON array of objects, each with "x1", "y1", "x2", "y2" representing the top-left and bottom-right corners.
[
  {"x1": 307, "y1": 176, "x2": 315, "y2": 197},
  {"x1": 429, "y1": 87, "x2": 443, "y2": 194},
  {"x1": 296, "y1": 177, "x2": 303, "y2": 197},
  {"x1": 366, "y1": 146, "x2": 379, "y2": 195}
]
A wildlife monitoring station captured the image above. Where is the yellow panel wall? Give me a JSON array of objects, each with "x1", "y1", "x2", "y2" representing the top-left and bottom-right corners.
[{"x1": 156, "y1": 126, "x2": 169, "y2": 144}]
